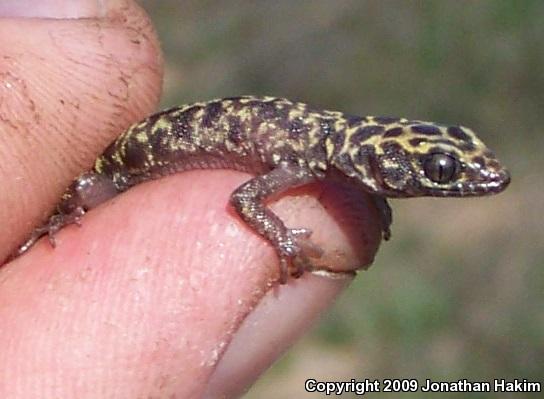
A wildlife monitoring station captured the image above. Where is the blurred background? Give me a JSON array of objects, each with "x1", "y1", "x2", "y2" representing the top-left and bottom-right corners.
[{"x1": 140, "y1": 1, "x2": 542, "y2": 397}]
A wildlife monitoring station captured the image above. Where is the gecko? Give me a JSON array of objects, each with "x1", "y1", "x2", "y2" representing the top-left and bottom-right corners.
[{"x1": 13, "y1": 96, "x2": 511, "y2": 282}]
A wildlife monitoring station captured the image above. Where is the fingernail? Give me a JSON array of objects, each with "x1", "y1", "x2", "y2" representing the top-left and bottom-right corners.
[
  {"x1": 0, "y1": 0, "x2": 105, "y2": 19},
  {"x1": 203, "y1": 274, "x2": 352, "y2": 398}
]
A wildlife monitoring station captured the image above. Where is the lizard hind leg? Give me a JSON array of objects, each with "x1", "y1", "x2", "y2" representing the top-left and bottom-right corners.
[
  {"x1": 10, "y1": 207, "x2": 86, "y2": 260},
  {"x1": 230, "y1": 163, "x2": 324, "y2": 283},
  {"x1": 44, "y1": 208, "x2": 86, "y2": 247},
  {"x1": 10, "y1": 171, "x2": 118, "y2": 260}
]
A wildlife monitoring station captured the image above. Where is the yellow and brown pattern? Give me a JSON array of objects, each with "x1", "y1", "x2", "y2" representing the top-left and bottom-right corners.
[{"x1": 14, "y1": 96, "x2": 511, "y2": 282}]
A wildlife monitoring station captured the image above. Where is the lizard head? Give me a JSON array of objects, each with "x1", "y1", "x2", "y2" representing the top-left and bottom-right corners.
[{"x1": 331, "y1": 119, "x2": 510, "y2": 198}]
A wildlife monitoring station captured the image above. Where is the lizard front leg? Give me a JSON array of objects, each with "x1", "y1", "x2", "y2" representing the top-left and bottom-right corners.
[
  {"x1": 230, "y1": 163, "x2": 324, "y2": 283},
  {"x1": 371, "y1": 195, "x2": 392, "y2": 241}
]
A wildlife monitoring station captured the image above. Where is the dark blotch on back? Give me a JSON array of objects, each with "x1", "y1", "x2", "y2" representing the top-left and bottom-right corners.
[
  {"x1": 250, "y1": 100, "x2": 280, "y2": 120},
  {"x1": 171, "y1": 113, "x2": 193, "y2": 140},
  {"x1": 447, "y1": 126, "x2": 471, "y2": 142},
  {"x1": 384, "y1": 127, "x2": 403, "y2": 138},
  {"x1": 374, "y1": 116, "x2": 400, "y2": 124},
  {"x1": 350, "y1": 125, "x2": 385, "y2": 144},
  {"x1": 171, "y1": 105, "x2": 203, "y2": 140},
  {"x1": 202, "y1": 101, "x2": 222, "y2": 128},
  {"x1": 288, "y1": 117, "x2": 309, "y2": 139},
  {"x1": 148, "y1": 128, "x2": 169, "y2": 157},
  {"x1": 411, "y1": 124, "x2": 441, "y2": 135},
  {"x1": 345, "y1": 115, "x2": 367, "y2": 126},
  {"x1": 123, "y1": 137, "x2": 149, "y2": 170},
  {"x1": 227, "y1": 116, "x2": 244, "y2": 144}
]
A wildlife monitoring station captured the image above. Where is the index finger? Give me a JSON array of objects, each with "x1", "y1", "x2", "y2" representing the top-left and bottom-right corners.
[{"x1": 1, "y1": 168, "x2": 381, "y2": 397}]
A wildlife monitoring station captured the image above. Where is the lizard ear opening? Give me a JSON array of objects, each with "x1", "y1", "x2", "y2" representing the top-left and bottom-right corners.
[{"x1": 374, "y1": 144, "x2": 414, "y2": 196}]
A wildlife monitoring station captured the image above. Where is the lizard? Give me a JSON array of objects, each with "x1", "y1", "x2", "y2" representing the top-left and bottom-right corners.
[{"x1": 12, "y1": 96, "x2": 511, "y2": 282}]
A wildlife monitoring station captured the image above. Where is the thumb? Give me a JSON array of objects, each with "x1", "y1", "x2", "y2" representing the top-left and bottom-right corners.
[{"x1": 0, "y1": 0, "x2": 162, "y2": 258}]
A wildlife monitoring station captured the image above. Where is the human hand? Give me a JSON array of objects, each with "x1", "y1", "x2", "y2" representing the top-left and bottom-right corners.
[{"x1": 0, "y1": 1, "x2": 381, "y2": 397}]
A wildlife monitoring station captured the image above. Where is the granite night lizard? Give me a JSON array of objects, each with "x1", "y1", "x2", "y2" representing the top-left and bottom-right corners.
[{"x1": 13, "y1": 96, "x2": 511, "y2": 282}]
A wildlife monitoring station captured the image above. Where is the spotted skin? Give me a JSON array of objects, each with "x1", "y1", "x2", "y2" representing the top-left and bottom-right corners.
[{"x1": 13, "y1": 96, "x2": 510, "y2": 282}]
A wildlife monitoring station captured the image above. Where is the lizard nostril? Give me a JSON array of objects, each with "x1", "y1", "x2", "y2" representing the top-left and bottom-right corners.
[{"x1": 497, "y1": 169, "x2": 511, "y2": 188}]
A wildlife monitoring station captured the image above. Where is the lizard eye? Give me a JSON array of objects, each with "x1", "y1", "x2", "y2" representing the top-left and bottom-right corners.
[{"x1": 423, "y1": 153, "x2": 458, "y2": 184}]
